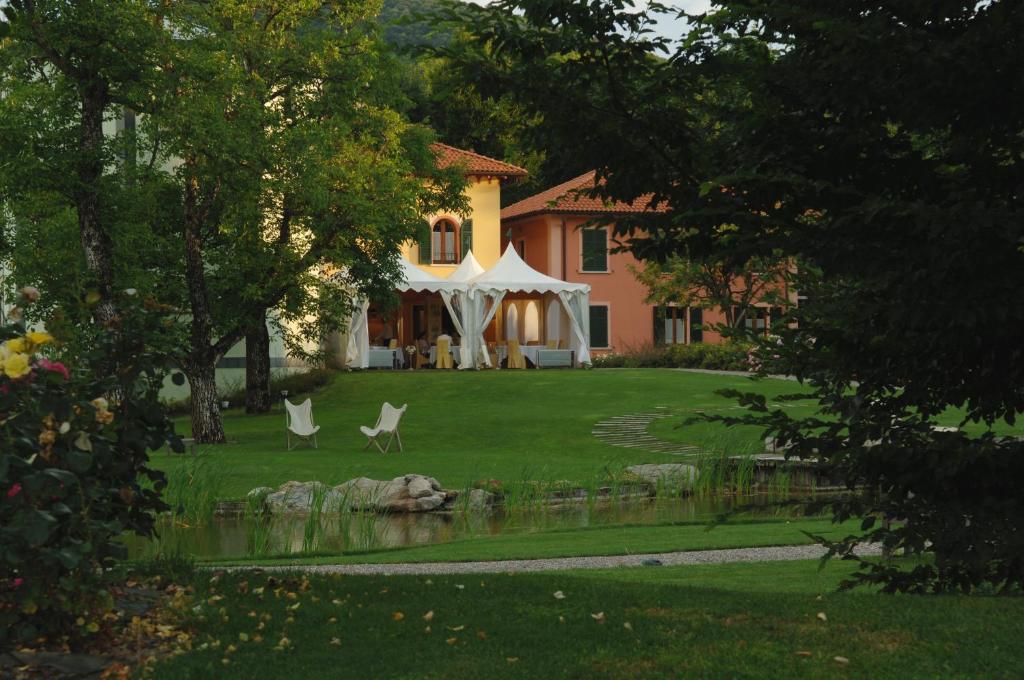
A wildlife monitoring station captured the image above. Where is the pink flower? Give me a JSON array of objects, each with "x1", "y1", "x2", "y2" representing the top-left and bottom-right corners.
[
  {"x1": 12, "y1": 578, "x2": 23, "y2": 588},
  {"x1": 37, "y1": 358, "x2": 69, "y2": 381},
  {"x1": 7, "y1": 483, "x2": 22, "y2": 499}
]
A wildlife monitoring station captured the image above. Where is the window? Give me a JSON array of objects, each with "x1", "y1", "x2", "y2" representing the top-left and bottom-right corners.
[
  {"x1": 689, "y1": 307, "x2": 703, "y2": 343},
  {"x1": 581, "y1": 227, "x2": 608, "y2": 272},
  {"x1": 431, "y1": 219, "x2": 459, "y2": 264},
  {"x1": 589, "y1": 305, "x2": 609, "y2": 348},
  {"x1": 653, "y1": 306, "x2": 685, "y2": 344}
]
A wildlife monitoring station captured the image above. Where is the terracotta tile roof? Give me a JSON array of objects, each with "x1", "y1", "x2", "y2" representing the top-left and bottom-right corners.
[
  {"x1": 430, "y1": 143, "x2": 528, "y2": 178},
  {"x1": 501, "y1": 171, "x2": 666, "y2": 221}
]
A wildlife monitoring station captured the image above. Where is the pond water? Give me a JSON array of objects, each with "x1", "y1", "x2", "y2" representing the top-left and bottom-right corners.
[{"x1": 128, "y1": 493, "x2": 811, "y2": 561}]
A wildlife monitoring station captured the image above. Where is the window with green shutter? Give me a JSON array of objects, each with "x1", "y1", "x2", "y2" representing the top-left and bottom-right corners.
[
  {"x1": 417, "y1": 221, "x2": 431, "y2": 264},
  {"x1": 689, "y1": 307, "x2": 703, "y2": 343},
  {"x1": 581, "y1": 227, "x2": 608, "y2": 272},
  {"x1": 460, "y1": 219, "x2": 473, "y2": 259},
  {"x1": 589, "y1": 305, "x2": 609, "y2": 348}
]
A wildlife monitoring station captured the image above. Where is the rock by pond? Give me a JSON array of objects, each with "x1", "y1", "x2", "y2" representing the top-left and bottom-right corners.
[
  {"x1": 252, "y1": 475, "x2": 455, "y2": 515},
  {"x1": 625, "y1": 464, "x2": 697, "y2": 487}
]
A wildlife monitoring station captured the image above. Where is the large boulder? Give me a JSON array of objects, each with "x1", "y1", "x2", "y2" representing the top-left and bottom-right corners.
[
  {"x1": 333, "y1": 474, "x2": 448, "y2": 513},
  {"x1": 625, "y1": 464, "x2": 697, "y2": 488},
  {"x1": 261, "y1": 481, "x2": 344, "y2": 514}
]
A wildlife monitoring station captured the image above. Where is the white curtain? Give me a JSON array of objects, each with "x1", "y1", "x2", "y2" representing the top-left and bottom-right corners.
[
  {"x1": 345, "y1": 299, "x2": 370, "y2": 369},
  {"x1": 557, "y1": 290, "x2": 591, "y2": 366},
  {"x1": 439, "y1": 289, "x2": 472, "y2": 370},
  {"x1": 505, "y1": 303, "x2": 519, "y2": 342},
  {"x1": 467, "y1": 289, "x2": 505, "y2": 368},
  {"x1": 545, "y1": 297, "x2": 564, "y2": 345}
]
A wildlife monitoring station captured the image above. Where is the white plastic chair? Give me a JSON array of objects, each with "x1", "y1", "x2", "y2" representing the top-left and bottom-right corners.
[
  {"x1": 360, "y1": 402, "x2": 407, "y2": 453},
  {"x1": 285, "y1": 398, "x2": 320, "y2": 450}
]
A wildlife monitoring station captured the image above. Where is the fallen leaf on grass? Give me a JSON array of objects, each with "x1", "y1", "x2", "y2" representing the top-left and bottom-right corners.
[
  {"x1": 591, "y1": 612, "x2": 606, "y2": 624},
  {"x1": 455, "y1": 584, "x2": 465, "y2": 590},
  {"x1": 328, "y1": 617, "x2": 337, "y2": 623},
  {"x1": 446, "y1": 637, "x2": 458, "y2": 645},
  {"x1": 423, "y1": 610, "x2": 434, "y2": 622},
  {"x1": 834, "y1": 656, "x2": 850, "y2": 665},
  {"x1": 816, "y1": 612, "x2": 827, "y2": 622},
  {"x1": 553, "y1": 591, "x2": 566, "y2": 600},
  {"x1": 795, "y1": 651, "x2": 812, "y2": 658},
  {"x1": 623, "y1": 622, "x2": 633, "y2": 632},
  {"x1": 476, "y1": 630, "x2": 487, "y2": 641},
  {"x1": 558, "y1": 616, "x2": 565, "y2": 624},
  {"x1": 393, "y1": 612, "x2": 405, "y2": 621},
  {"x1": 506, "y1": 657, "x2": 519, "y2": 663},
  {"x1": 330, "y1": 638, "x2": 341, "y2": 646},
  {"x1": 238, "y1": 633, "x2": 249, "y2": 642},
  {"x1": 424, "y1": 626, "x2": 432, "y2": 634},
  {"x1": 448, "y1": 625, "x2": 465, "y2": 632}
]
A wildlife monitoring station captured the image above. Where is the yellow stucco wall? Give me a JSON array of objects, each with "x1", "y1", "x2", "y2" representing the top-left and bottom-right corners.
[{"x1": 400, "y1": 177, "x2": 504, "y2": 277}]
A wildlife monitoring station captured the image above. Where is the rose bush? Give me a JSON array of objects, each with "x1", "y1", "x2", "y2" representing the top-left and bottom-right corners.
[{"x1": 0, "y1": 290, "x2": 179, "y2": 644}]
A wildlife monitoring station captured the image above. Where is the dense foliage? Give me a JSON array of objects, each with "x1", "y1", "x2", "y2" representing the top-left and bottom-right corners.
[
  {"x1": 0, "y1": 291, "x2": 177, "y2": 644},
  {"x1": 449, "y1": 0, "x2": 1024, "y2": 592},
  {"x1": 592, "y1": 342, "x2": 752, "y2": 372}
]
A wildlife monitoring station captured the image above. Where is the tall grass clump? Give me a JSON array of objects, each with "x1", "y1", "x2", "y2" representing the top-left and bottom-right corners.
[{"x1": 162, "y1": 454, "x2": 226, "y2": 526}]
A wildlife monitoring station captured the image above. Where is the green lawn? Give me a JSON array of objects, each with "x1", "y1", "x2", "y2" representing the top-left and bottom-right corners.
[
  {"x1": 158, "y1": 368, "x2": 1020, "y2": 501},
  {"x1": 150, "y1": 559, "x2": 1024, "y2": 678},
  {"x1": 201, "y1": 517, "x2": 857, "y2": 566},
  {"x1": 159, "y1": 369, "x2": 815, "y2": 499}
]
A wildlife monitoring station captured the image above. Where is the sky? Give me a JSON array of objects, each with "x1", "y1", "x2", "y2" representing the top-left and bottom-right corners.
[{"x1": 466, "y1": 1, "x2": 715, "y2": 44}]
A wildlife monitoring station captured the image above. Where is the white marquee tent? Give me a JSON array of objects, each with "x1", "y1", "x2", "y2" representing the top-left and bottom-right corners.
[
  {"x1": 459, "y1": 244, "x2": 590, "y2": 368},
  {"x1": 347, "y1": 246, "x2": 591, "y2": 369}
]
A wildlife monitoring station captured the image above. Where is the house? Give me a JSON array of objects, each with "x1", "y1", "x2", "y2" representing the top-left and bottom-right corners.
[
  {"x1": 500, "y1": 171, "x2": 792, "y2": 355},
  {"x1": 364, "y1": 144, "x2": 530, "y2": 348}
]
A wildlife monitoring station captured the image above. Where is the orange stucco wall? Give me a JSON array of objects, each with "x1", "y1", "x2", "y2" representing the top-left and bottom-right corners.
[{"x1": 502, "y1": 214, "x2": 729, "y2": 353}]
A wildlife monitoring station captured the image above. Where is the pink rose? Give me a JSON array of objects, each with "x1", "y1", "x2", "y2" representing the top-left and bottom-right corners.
[
  {"x1": 7, "y1": 483, "x2": 22, "y2": 499},
  {"x1": 12, "y1": 578, "x2": 24, "y2": 588},
  {"x1": 37, "y1": 358, "x2": 69, "y2": 381}
]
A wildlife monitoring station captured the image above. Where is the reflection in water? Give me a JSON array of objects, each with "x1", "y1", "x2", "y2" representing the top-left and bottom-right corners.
[{"x1": 129, "y1": 494, "x2": 807, "y2": 560}]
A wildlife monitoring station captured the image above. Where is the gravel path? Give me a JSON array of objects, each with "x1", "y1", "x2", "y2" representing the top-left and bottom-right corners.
[{"x1": 235, "y1": 544, "x2": 882, "y2": 576}]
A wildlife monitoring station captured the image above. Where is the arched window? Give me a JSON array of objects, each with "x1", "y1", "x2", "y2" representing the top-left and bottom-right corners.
[{"x1": 432, "y1": 219, "x2": 459, "y2": 264}]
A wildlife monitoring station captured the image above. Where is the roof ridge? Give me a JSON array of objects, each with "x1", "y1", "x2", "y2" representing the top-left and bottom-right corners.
[{"x1": 430, "y1": 142, "x2": 528, "y2": 177}]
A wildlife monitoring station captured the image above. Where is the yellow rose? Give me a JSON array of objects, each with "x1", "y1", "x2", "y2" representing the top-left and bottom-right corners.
[
  {"x1": 26, "y1": 331, "x2": 53, "y2": 346},
  {"x1": 4, "y1": 338, "x2": 27, "y2": 354},
  {"x1": 2, "y1": 353, "x2": 31, "y2": 379}
]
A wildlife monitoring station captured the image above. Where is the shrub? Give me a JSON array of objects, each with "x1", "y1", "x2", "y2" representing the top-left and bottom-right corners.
[
  {"x1": 164, "y1": 367, "x2": 336, "y2": 416},
  {"x1": 0, "y1": 291, "x2": 176, "y2": 644},
  {"x1": 592, "y1": 341, "x2": 754, "y2": 371}
]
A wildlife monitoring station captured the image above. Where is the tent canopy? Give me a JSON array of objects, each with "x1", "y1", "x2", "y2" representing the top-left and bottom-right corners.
[
  {"x1": 447, "y1": 250, "x2": 486, "y2": 282},
  {"x1": 397, "y1": 256, "x2": 461, "y2": 293},
  {"x1": 468, "y1": 244, "x2": 590, "y2": 295}
]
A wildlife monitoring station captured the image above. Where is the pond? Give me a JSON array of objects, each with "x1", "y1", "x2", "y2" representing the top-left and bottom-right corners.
[{"x1": 128, "y1": 493, "x2": 814, "y2": 561}]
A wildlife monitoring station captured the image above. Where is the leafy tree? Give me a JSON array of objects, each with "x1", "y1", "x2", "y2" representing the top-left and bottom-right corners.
[
  {"x1": 449, "y1": 0, "x2": 1024, "y2": 592},
  {"x1": 147, "y1": 0, "x2": 466, "y2": 441},
  {"x1": 632, "y1": 254, "x2": 789, "y2": 331}
]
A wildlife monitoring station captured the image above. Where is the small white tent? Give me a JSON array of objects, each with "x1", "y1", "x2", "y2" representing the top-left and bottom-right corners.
[
  {"x1": 461, "y1": 245, "x2": 591, "y2": 368},
  {"x1": 347, "y1": 257, "x2": 461, "y2": 369}
]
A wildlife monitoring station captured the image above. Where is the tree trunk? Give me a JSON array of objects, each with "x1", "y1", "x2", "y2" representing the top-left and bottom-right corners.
[
  {"x1": 182, "y1": 169, "x2": 226, "y2": 443},
  {"x1": 78, "y1": 82, "x2": 117, "y2": 326},
  {"x1": 245, "y1": 313, "x2": 272, "y2": 414},
  {"x1": 187, "y1": 361, "x2": 225, "y2": 443}
]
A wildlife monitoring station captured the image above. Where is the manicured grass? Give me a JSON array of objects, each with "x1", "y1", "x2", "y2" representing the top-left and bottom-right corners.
[
  {"x1": 158, "y1": 368, "x2": 1021, "y2": 501},
  {"x1": 202, "y1": 517, "x2": 855, "y2": 567},
  {"x1": 158, "y1": 369, "x2": 814, "y2": 499},
  {"x1": 151, "y1": 559, "x2": 1024, "y2": 678}
]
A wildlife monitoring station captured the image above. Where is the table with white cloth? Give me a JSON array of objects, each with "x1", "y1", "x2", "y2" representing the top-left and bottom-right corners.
[
  {"x1": 368, "y1": 347, "x2": 403, "y2": 369},
  {"x1": 491, "y1": 345, "x2": 543, "y2": 367},
  {"x1": 428, "y1": 345, "x2": 462, "y2": 365}
]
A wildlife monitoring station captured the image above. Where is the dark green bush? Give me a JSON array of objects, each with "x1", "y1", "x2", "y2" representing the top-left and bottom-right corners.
[
  {"x1": 0, "y1": 293, "x2": 176, "y2": 644},
  {"x1": 165, "y1": 367, "x2": 336, "y2": 416},
  {"x1": 592, "y1": 342, "x2": 753, "y2": 371}
]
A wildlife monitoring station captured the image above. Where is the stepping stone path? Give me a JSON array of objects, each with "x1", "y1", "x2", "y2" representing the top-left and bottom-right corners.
[{"x1": 591, "y1": 406, "x2": 701, "y2": 456}]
